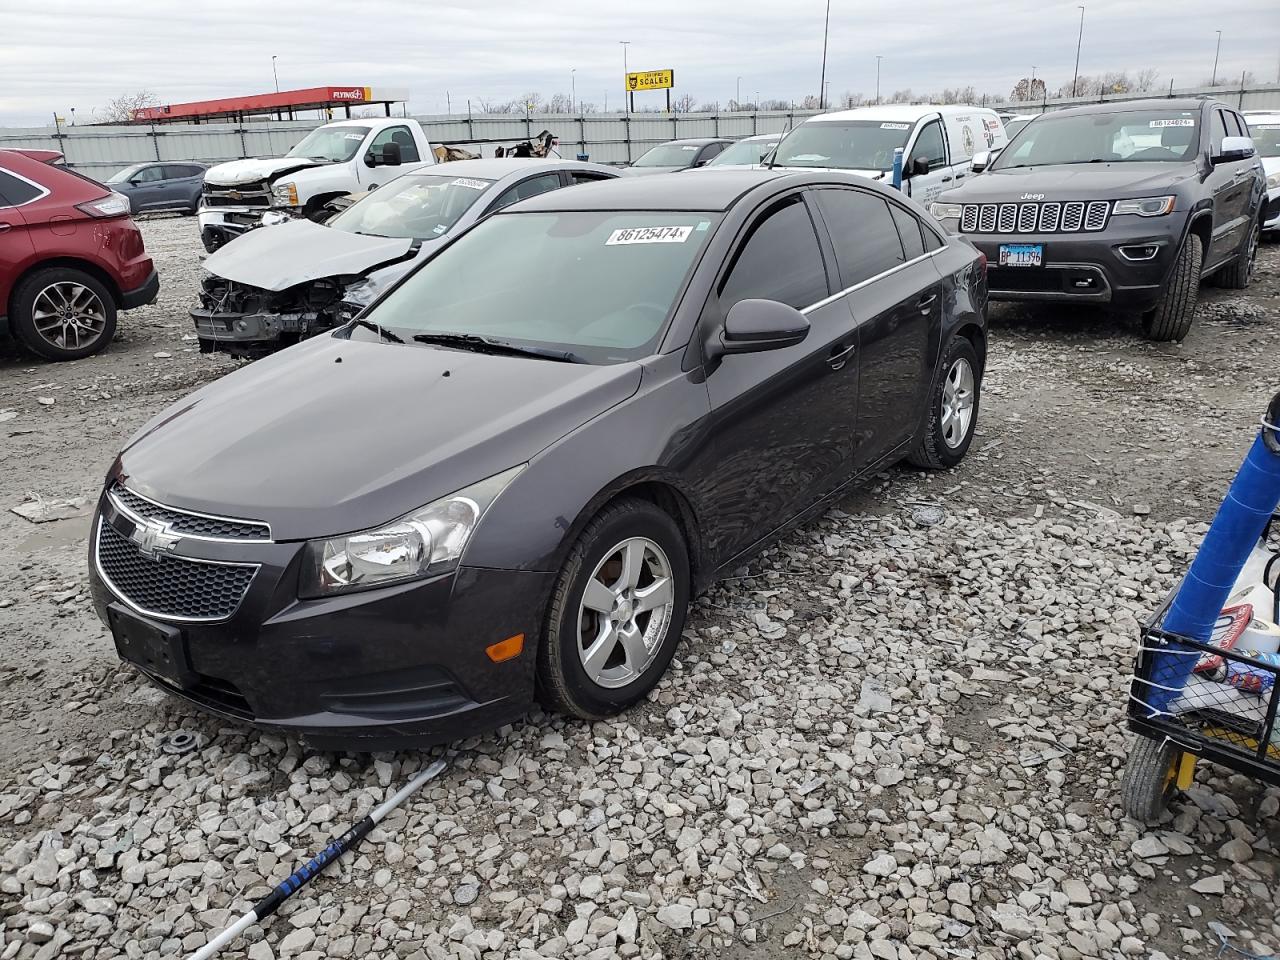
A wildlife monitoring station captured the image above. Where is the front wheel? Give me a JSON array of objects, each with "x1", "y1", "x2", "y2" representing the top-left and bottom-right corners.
[
  {"x1": 537, "y1": 498, "x2": 690, "y2": 720},
  {"x1": 1140, "y1": 236, "x2": 1202, "y2": 342},
  {"x1": 908, "y1": 336, "x2": 981, "y2": 470}
]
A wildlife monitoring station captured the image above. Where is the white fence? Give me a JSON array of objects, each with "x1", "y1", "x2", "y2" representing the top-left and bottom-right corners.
[
  {"x1": 0, "y1": 111, "x2": 821, "y2": 179},
  {"x1": 1001, "y1": 82, "x2": 1280, "y2": 116}
]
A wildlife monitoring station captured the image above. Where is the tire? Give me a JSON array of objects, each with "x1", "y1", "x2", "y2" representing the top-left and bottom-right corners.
[
  {"x1": 1121, "y1": 735, "x2": 1180, "y2": 822},
  {"x1": 537, "y1": 498, "x2": 690, "y2": 720},
  {"x1": 1214, "y1": 220, "x2": 1259, "y2": 290},
  {"x1": 908, "y1": 336, "x2": 981, "y2": 470},
  {"x1": 1140, "y1": 236, "x2": 1202, "y2": 342},
  {"x1": 10, "y1": 267, "x2": 118, "y2": 362}
]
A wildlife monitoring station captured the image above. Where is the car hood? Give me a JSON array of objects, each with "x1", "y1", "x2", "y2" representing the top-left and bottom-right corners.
[
  {"x1": 204, "y1": 157, "x2": 330, "y2": 186},
  {"x1": 202, "y1": 219, "x2": 415, "y2": 291},
  {"x1": 1262, "y1": 156, "x2": 1280, "y2": 179},
  {"x1": 114, "y1": 336, "x2": 642, "y2": 541},
  {"x1": 941, "y1": 163, "x2": 1197, "y2": 202}
]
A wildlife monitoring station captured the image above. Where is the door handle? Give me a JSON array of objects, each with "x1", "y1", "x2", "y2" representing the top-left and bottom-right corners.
[
  {"x1": 827, "y1": 342, "x2": 856, "y2": 370},
  {"x1": 941, "y1": 175, "x2": 953, "y2": 182},
  {"x1": 916, "y1": 293, "x2": 938, "y2": 313},
  {"x1": 954, "y1": 172, "x2": 966, "y2": 179},
  {"x1": 0, "y1": 222, "x2": 11, "y2": 233}
]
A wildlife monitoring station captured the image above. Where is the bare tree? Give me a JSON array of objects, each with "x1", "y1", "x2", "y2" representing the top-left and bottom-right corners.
[
  {"x1": 544, "y1": 92, "x2": 572, "y2": 114},
  {"x1": 840, "y1": 91, "x2": 865, "y2": 109},
  {"x1": 1133, "y1": 68, "x2": 1160, "y2": 93},
  {"x1": 97, "y1": 90, "x2": 159, "y2": 123},
  {"x1": 672, "y1": 93, "x2": 697, "y2": 113}
]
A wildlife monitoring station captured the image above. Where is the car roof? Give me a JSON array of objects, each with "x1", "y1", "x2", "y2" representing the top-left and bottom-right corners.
[
  {"x1": 1045, "y1": 98, "x2": 1213, "y2": 119},
  {"x1": 406, "y1": 158, "x2": 616, "y2": 179},
  {"x1": 807, "y1": 103, "x2": 991, "y2": 123}
]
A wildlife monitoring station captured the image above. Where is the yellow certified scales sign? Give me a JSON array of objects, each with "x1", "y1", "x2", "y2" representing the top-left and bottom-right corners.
[{"x1": 626, "y1": 70, "x2": 674, "y2": 92}]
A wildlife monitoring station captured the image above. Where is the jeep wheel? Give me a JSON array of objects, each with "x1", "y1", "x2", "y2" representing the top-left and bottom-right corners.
[
  {"x1": 1141, "y1": 236, "x2": 1202, "y2": 342},
  {"x1": 1214, "y1": 220, "x2": 1259, "y2": 290}
]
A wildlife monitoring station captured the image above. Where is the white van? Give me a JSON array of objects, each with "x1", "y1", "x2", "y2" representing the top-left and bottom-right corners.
[{"x1": 770, "y1": 104, "x2": 1009, "y2": 204}]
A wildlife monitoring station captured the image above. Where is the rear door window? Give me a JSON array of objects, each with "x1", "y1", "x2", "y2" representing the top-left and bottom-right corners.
[
  {"x1": 813, "y1": 188, "x2": 905, "y2": 287},
  {"x1": 889, "y1": 203, "x2": 926, "y2": 260},
  {"x1": 489, "y1": 173, "x2": 562, "y2": 213},
  {"x1": 719, "y1": 196, "x2": 829, "y2": 310},
  {"x1": 568, "y1": 171, "x2": 614, "y2": 185},
  {"x1": 0, "y1": 169, "x2": 47, "y2": 207}
]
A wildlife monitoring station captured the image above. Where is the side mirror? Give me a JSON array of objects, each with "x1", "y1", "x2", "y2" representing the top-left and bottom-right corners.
[
  {"x1": 1213, "y1": 136, "x2": 1255, "y2": 164},
  {"x1": 128, "y1": 177, "x2": 144, "y2": 186},
  {"x1": 715, "y1": 299, "x2": 810, "y2": 357},
  {"x1": 906, "y1": 157, "x2": 929, "y2": 177},
  {"x1": 693, "y1": 159, "x2": 710, "y2": 168},
  {"x1": 970, "y1": 150, "x2": 992, "y2": 173},
  {"x1": 381, "y1": 142, "x2": 403, "y2": 167}
]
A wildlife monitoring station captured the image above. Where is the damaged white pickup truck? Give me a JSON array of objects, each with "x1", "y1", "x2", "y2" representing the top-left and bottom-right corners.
[
  {"x1": 197, "y1": 118, "x2": 439, "y2": 252},
  {"x1": 191, "y1": 158, "x2": 619, "y2": 356}
]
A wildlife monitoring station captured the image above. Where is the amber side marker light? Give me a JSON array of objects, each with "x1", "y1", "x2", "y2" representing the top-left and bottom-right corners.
[{"x1": 486, "y1": 634, "x2": 525, "y2": 663}]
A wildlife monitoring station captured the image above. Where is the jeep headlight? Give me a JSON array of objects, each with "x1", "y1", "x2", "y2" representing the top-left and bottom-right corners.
[
  {"x1": 1112, "y1": 196, "x2": 1175, "y2": 217},
  {"x1": 271, "y1": 182, "x2": 299, "y2": 207},
  {"x1": 299, "y1": 466, "x2": 524, "y2": 597},
  {"x1": 929, "y1": 202, "x2": 964, "y2": 233}
]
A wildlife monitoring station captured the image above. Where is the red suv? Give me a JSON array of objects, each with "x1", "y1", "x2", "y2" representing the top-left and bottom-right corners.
[{"x1": 0, "y1": 150, "x2": 158, "y2": 361}]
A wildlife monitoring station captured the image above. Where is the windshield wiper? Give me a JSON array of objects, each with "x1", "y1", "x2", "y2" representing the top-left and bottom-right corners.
[
  {"x1": 411, "y1": 332, "x2": 584, "y2": 363},
  {"x1": 350, "y1": 319, "x2": 404, "y2": 343}
]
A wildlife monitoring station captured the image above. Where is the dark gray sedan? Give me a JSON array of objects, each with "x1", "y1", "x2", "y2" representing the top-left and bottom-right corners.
[
  {"x1": 91, "y1": 170, "x2": 988, "y2": 749},
  {"x1": 105, "y1": 161, "x2": 208, "y2": 214},
  {"x1": 621, "y1": 138, "x2": 733, "y2": 175}
]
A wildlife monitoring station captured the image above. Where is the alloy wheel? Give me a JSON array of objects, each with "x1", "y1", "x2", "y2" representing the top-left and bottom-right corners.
[
  {"x1": 940, "y1": 357, "x2": 975, "y2": 449},
  {"x1": 576, "y1": 536, "x2": 676, "y2": 689},
  {"x1": 32, "y1": 282, "x2": 109, "y2": 352}
]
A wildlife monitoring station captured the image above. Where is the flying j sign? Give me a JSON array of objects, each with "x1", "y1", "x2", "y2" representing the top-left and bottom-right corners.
[{"x1": 626, "y1": 70, "x2": 675, "y2": 91}]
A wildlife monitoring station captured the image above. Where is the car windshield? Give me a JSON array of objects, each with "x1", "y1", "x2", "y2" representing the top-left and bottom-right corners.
[
  {"x1": 286, "y1": 126, "x2": 371, "y2": 162},
  {"x1": 105, "y1": 163, "x2": 147, "y2": 184},
  {"x1": 355, "y1": 211, "x2": 718, "y2": 363},
  {"x1": 710, "y1": 138, "x2": 780, "y2": 166},
  {"x1": 772, "y1": 120, "x2": 912, "y2": 171},
  {"x1": 632, "y1": 143, "x2": 703, "y2": 168},
  {"x1": 1247, "y1": 121, "x2": 1280, "y2": 158},
  {"x1": 993, "y1": 109, "x2": 1201, "y2": 168},
  {"x1": 329, "y1": 174, "x2": 494, "y2": 240}
]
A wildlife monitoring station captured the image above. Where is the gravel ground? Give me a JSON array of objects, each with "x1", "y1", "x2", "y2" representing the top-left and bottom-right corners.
[{"x1": 1, "y1": 217, "x2": 1278, "y2": 960}]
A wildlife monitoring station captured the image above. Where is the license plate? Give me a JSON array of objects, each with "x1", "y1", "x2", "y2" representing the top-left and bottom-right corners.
[
  {"x1": 999, "y1": 243, "x2": 1043, "y2": 267},
  {"x1": 108, "y1": 604, "x2": 195, "y2": 689}
]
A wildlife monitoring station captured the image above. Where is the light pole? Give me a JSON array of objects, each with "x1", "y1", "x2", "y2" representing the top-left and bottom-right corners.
[
  {"x1": 620, "y1": 41, "x2": 631, "y2": 114},
  {"x1": 1071, "y1": 6, "x2": 1084, "y2": 98},
  {"x1": 819, "y1": 0, "x2": 831, "y2": 109},
  {"x1": 875, "y1": 55, "x2": 882, "y2": 104},
  {"x1": 736, "y1": 76, "x2": 742, "y2": 109},
  {"x1": 1211, "y1": 30, "x2": 1222, "y2": 86},
  {"x1": 571, "y1": 68, "x2": 576, "y2": 114},
  {"x1": 271, "y1": 55, "x2": 279, "y2": 93}
]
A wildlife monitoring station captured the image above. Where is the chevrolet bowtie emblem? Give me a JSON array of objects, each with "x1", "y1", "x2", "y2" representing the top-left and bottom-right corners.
[{"x1": 129, "y1": 518, "x2": 182, "y2": 560}]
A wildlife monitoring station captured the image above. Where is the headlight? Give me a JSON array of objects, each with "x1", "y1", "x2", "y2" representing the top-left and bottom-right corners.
[
  {"x1": 1267, "y1": 172, "x2": 1280, "y2": 189},
  {"x1": 271, "y1": 182, "x2": 299, "y2": 207},
  {"x1": 929, "y1": 202, "x2": 964, "y2": 222},
  {"x1": 299, "y1": 466, "x2": 524, "y2": 597},
  {"x1": 1112, "y1": 196, "x2": 1175, "y2": 217}
]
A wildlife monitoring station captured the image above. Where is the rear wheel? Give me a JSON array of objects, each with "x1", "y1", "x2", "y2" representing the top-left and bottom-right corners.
[
  {"x1": 1140, "y1": 236, "x2": 1202, "y2": 342},
  {"x1": 908, "y1": 336, "x2": 981, "y2": 470},
  {"x1": 11, "y1": 267, "x2": 117, "y2": 361},
  {"x1": 1214, "y1": 220, "x2": 1259, "y2": 290},
  {"x1": 537, "y1": 499, "x2": 689, "y2": 719}
]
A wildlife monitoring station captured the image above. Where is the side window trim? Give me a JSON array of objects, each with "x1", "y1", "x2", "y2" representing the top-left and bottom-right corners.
[{"x1": 0, "y1": 166, "x2": 51, "y2": 209}]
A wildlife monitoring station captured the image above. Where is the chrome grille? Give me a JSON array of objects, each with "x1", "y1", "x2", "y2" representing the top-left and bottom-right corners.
[
  {"x1": 201, "y1": 180, "x2": 272, "y2": 208},
  {"x1": 1085, "y1": 201, "x2": 1110, "y2": 230},
  {"x1": 110, "y1": 484, "x2": 270, "y2": 541},
  {"x1": 96, "y1": 519, "x2": 257, "y2": 622},
  {"x1": 959, "y1": 199, "x2": 1112, "y2": 234}
]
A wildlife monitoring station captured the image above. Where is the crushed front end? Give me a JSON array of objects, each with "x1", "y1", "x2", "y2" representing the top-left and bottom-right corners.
[{"x1": 192, "y1": 273, "x2": 350, "y2": 357}]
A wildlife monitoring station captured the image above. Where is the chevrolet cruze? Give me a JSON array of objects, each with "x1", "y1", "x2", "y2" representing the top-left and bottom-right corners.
[{"x1": 90, "y1": 171, "x2": 988, "y2": 749}]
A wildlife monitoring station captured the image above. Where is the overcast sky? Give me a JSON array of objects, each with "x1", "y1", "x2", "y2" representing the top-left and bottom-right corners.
[{"x1": 2, "y1": 0, "x2": 1277, "y2": 125}]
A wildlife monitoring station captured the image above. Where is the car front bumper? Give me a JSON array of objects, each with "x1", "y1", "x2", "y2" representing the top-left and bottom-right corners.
[
  {"x1": 88, "y1": 491, "x2": 551, "y2": 750},
  {"x1": 959, "y1": 218, "x2": 1183, "y2": 307},
  {"x1": 190, "y1": 306, "x2": 327, "y2": 354},
  {"x1": 1264, "y1": 187, "x2": 1280, "y2": 231}
]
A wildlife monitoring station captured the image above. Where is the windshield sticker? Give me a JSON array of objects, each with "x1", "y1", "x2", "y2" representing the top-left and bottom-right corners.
[
  {"x1": 344, "y1": 133, "x2": 365, "y2": 140},
  {"x1": 695, "y1": 220, "x2": 711, "y2": 231},
  {"x1": 433, "y1": 224, "x2": 447, "y2": 234},
  {"x1": 606, "y1": 225, "x2": 694, "y2": 245},
  {"x1": 1253, "y1": 124, "x2": 1280, "y2": 130},
  {"x1": 880, "y1": 122, "x2": 911, "y2": 130},
  {"x1": 451, "y1": 178, "x2": 489, "y2": 190},
  {"x1": 681, "y1": 145, "x2": 698, "y2": 151},
  {"x1": 1150, "y1": 119, "x2": 1195, "y2": 127}
]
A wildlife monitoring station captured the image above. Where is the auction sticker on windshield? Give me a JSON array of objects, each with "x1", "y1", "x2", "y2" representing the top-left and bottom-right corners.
[
  {"x1": 452, "y1": 178, "x2": 489, "y2": 190},
  {"x1": 999, "y1": 243, "x2": 1043, "y2": 267},
  {"x1": 880, "y1": 122, "x2": 911, "y2": 130},
  {"x1": 1150, "y1": 119, "x2": 1195, "y2": 127},
  {"x1": 606, "y1": 226, "x2": 694, "y2": 245}
]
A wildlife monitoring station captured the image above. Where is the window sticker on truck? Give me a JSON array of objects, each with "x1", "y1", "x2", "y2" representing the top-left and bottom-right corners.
[
  {"x1": 344, "y1": 133, "x2": 365, "y2": 140},
  {"x1": 880, "y1": 123, "x2": 910, "y2": 130},
  {"x1": 1150, "y1": 119, "x2": 1195, "y2": 127}
]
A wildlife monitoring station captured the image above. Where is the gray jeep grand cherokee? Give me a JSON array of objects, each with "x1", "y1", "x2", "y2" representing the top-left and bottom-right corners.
[{"x1": 930, "y1": 98, "x2": 1266, "y2": 341}]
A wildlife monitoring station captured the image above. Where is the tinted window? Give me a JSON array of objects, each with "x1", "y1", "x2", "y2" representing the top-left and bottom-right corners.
[
  {"x1": 1229, "y1": 112, "x2": 1248, "y2": 138},
  {"x1": 368, "y1": 125, "x2": 420, "y2": 163},
  {"x1": 490, "y1": 173, "x2": 561, "y2": 212},
  {"x1": 161, "y1": 165, "x2": 189, "y2": 180},
  {"x1": 814, "y1": 189, "x2": 904, "y2": 286},
  {"x1": 1213, "y1": 110, "x2": 1230, "y2": 152},
  {"x1": 569, "y1": 171, "x2": 613, "y2": 185},
  {"x1": 889, "y1": 203, "x2": 925, "y2": 260},
  {"x1": 921, "y1": 223, "x2": 943, "y2": 252},
  {"x1": 719, "y1": 197, "x2": 828, "y2": 311},
  {"x1": 0, "y1": 169, "x2": 45, "y2": 206},
  {"x1": 910, "y1": 120, "x2": 947, "y2": 169},
  {"x1": 697, "y1": 143, "x2": 725, "y2": 163}
]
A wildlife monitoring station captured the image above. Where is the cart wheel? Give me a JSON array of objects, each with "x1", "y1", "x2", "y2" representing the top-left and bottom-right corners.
[{"x1": 1121, "y1": 736, "x2": 1181, "y2": 822}]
